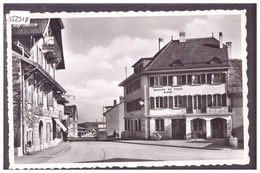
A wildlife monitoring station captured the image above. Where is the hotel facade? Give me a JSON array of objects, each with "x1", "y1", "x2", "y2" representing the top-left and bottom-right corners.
[{"x1": 119, "y1": 32, "x2": 242, "y2": 140}]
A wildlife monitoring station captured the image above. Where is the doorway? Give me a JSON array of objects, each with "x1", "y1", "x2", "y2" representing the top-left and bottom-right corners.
[
  {"x1": 211, "y1": 118, "x2": 227, "y2": 138},
  {"x1": 172, "y1": 119, "x2": 186, "y2": 139}
]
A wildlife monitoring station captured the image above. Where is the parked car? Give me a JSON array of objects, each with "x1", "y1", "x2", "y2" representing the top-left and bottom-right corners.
[{"x1": 95, "y1": 131, "x2": 107, "y2": 141}]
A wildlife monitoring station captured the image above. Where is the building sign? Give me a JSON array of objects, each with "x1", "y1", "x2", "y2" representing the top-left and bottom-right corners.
[{"x1": 153, "y1": 87, "x2": 183, "y2": 94}]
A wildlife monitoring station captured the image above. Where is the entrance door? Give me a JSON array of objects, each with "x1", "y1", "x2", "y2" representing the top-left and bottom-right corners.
[
  {"x1": 211, "y1": 118, "x2": 227, "y2": 138},
  {"x1": 172, "y1": 119, "x2": 186, "y2": 139}
]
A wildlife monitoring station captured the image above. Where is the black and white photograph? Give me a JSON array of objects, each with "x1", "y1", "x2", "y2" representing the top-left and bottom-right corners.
[{"x1": 3, "y1": 3, "x2": 256, "y2": 170}]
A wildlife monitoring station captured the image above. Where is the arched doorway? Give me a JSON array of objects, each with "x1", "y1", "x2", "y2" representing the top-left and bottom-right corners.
[
  {"x1": 39, "y1": 121, "x2": 43, "y2": 149},
  {"x1": 191, "y1": 118, "x2": 206, "y2": 138},
  {"x1": 211, "y1": 118, "x2": 227, "y2": 138}
]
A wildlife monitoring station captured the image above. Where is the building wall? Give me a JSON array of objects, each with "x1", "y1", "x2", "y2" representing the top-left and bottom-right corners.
[
  {"x1": 12, "y1": 55, "x2": 23, "y2": 156},
  {"x1": 105, "y1": 103, "x2": 124, "y2": 137},
  {"x1": 231, "y1": 95, "x2": 243, "y2": 141}
]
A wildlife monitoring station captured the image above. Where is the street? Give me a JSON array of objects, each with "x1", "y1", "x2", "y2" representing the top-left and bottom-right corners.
[{"x1": 44, "y1": 141, "x2": 244, "y2": 163}]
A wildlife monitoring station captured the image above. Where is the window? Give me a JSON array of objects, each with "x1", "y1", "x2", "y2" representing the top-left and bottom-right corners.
[
  {"x1": 171, "y1": 60, "x2": 182, "y2": 66},
  {"x1": 210, "y1": 57, "x2": 220, "y2": 64},
  {"x1": 174, "y1": 96, "x2": 183, "y2": 108},
  {"x1": 155, "y1": 97, "x2": 163, "y2": 108},
  {"x1": 192, "y1": 75, "x2": 201, "y2": 84},
  {"x1": 126, "y1": 98, "x2": 142, "y2": 112},
  {"x1": 155, "y1": 76, "x2": 163, "y2": 87},
  {"x1": 126, "y1": 79, "x2": 141, "y2": 94},
  {"x1": 213, "y1": 94, "x2": 221, "y2": 106},
  {"x1": 47, "y1": 91, "x2": 54, "y2": 107},
  {"x1": 125, "y1": 119, "x2": 127, "y2": 131},
  {"x1": 193, "y1": 95, "x2": 202, "y2": 110},
  {"x1": 193, "y1": 119, "x2": 203, "y2": 131},
  {"x1": 150, "y1": 76, "x2": 166, "y2": 87},
  {"x1": 138, "y1": 119, "x2": 141, "y2": 132},
  {"x1": 212, "y1": 74, "x2": 221, "y2": 84},
  {"x1": 155, "y1": 119, "x2": 164, "y2": 131},
  {"x1": 172, "y1": 76, "x2": 182, "y2": 85},
  {"x1": 37, "y1": 90, "x2": 43, "y2": 106}
]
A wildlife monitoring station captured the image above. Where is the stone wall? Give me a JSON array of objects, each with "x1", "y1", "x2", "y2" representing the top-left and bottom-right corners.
[{"x1": 12, "y1": 55, "x2": 22, "y2": 148}]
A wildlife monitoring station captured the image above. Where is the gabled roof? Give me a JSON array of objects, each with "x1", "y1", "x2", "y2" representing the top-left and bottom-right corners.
[
  {"x1": 145, "y1": 37, "x2": 229, "y2": 71},
  {"x1": 103, "y1": 101, "x2": 124, "y2": 116},
  {"x1": 12, "y1": 19, "x2": 49, "y2": 37},
  {"x1": 119, "y1": 37, "x2": 230, "y2": 86}
]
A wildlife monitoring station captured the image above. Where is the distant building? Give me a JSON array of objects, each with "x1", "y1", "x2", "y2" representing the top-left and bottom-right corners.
[
  {"x1": 12, "y1": 19, "x2": 69, "y2": 156},
  {"x1": 103, "y1": 97, "x2": 124, "y2": 137},
  {"x1": 64, "y1": 105, "x2": 79, "y2": 137},
  {"x1": 119, "y1": 32, "x2": 243, "y2": 140},
  {"x1": 228, "y1": 59, "x2": 243, "y2": 141}
]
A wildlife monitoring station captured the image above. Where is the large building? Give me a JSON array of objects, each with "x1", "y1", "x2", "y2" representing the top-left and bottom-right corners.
[
  {"x1": 119, "y1": 32, "x2": 243, "y2": 140},
  {"x1": 12, "y1": 18, "x2": 68, "y2": 156}
]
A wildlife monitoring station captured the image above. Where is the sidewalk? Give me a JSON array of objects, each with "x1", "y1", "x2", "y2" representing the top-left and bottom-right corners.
[
  {"x1": 113, "y1": 139, "x2": 243, "y2": 150},
  {"x1": 14, "y1": 141, "x2": 70, "y2": 164}
]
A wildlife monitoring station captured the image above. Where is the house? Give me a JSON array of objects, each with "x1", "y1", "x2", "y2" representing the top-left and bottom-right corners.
[
  {"x1": 228, "y1": 59, "x2": 243, "y2": 141},
  {"x1": 64, "y1": 105, "x2": 79, "y2": 137},
  {"x1": 12, "y1": 18, "x2": 67, "y2": 156},
  {"x1": 119, "y1": 32, "x2": 242, "y2": 140},
  {"x1": 103, "y1": 97, "x2": 125, "y2": 138}
]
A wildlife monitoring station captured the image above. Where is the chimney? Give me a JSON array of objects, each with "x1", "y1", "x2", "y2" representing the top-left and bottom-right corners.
[
  {"x1": 119, "y1": 96, "x2": 124, "y2": 103},
  {"x1": 226, "y1": 42, "x2": 232, "y2": 59},
  {"x1": 179, "y1": 31, "x2": 186, "y2": 42},
  {"x1": 219, "y1": 32, "x2": 223, "y2": 49},
  {"x1": 113, "y1": 100, "x2": 117, "y2": 106}
]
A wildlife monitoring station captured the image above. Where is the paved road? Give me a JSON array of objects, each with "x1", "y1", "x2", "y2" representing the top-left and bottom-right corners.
[{"x1": 45, "y1": 141, "x2": 244, "y2": 163}]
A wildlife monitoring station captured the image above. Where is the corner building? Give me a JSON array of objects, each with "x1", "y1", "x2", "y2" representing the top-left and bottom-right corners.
[
  {"x1": 12, "y1": 19, "x2": 67, "y2": 156},
  {"x1": 119, "y1": 32, "x2": 236, "y2": 140}
]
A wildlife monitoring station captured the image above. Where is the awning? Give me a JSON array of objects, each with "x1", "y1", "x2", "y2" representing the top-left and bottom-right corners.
[{"x1": 54, "y1": 118, "x2": 67, "y2": 131}]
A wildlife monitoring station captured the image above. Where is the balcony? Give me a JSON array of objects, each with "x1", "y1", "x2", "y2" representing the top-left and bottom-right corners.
[{"x1": 42, "y1": 36, "x2": 62, "y2": 62}]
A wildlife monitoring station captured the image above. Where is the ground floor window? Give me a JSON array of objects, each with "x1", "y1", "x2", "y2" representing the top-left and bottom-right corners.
[
  {"x1": 193, "y1": 119, "x2": 203, "y2": 131},
  {"x1": 155, "y1": 119, "x2": 164, "y2": 131}
]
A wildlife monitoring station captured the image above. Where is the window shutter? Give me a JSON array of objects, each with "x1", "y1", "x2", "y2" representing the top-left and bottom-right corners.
[
  {"x1": 187, "y1": 95, "x2": 193, "y2": 113},
  {"x1": 150, "y1": 97, "x2": 154, "y2": 109},
  {"x1": 163, "y1": 96, "x2": 168, "y2": 108},
  {"x1": 198, "y1": 95, "x2": 202, "y2": 109},
  {"x1": 201, "y1": 95, "x2": 207, "y2": 113},
  {"x1": 207, "y1": 95, "x2": 212, "y2": 107},
  {"x1": 182, "y1": 75, "x2": 186, "y2": 85},
  {"x1": 222, "y1": 94, "x2": 227, "y2": 106},
  {"x1": 182, "y1": 95, "x2": 187, "y2": 108},
  {"x1": 207, "y1": 74, "x2": 212, "y2": 84},
  {"x1": 201, "y1": 74, "x2": 206, "y2": 84},
  {"x1": 169, "y1": 96, "x2": 173, "y2": 108},
  {"x1": 168, "y1": 76, "x2": 173, "y2": 86},
  {"x1": 187, "y1": 75, "x2": 192, "y2": 85},
  {"x1": 221, "y1": 73, "x2": 226, "y2": 83},
  {"x1": 150, "y1": 77, "x2": 154, "y2": 87},
  {"x1": 163, "y1": 76, "x2": 167, "y2": 86},
  {"x1": 194, "y1": 96, "x2": 197, "y2": 109}
]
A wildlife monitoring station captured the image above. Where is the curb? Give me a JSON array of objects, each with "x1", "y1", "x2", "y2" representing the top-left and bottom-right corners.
[
  {"x1": 113, "y1": 141, "x2": 232, "y2": 151},
  {"x1": 19, "y1": 142, "x2": 71, "y2": 158}
]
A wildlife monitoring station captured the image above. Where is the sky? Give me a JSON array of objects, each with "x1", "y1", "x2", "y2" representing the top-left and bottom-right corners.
[{"x1": 56, "y1": 14, "x2": 242, "y2": 123}]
